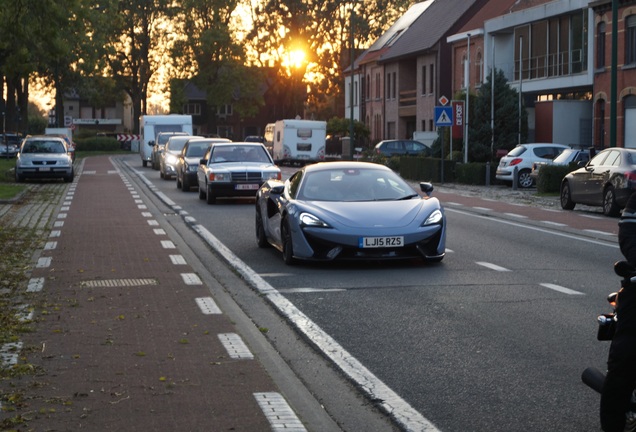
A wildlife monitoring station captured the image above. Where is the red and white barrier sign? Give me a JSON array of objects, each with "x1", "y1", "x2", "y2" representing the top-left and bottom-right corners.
[{"x1": 117, "y1": 134, "x2": 140, "y2": 141}]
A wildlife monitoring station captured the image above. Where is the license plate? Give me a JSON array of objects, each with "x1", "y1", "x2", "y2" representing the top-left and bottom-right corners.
[
  {"x1": 235, "y1": 184, "x2": 259, "y2": 190},
  {"x1": 39, "y1": 167, "x2": 51, "y2": 172},
  {"x1": 359, "y1": 236, "x2": 404, "y2": 248}
]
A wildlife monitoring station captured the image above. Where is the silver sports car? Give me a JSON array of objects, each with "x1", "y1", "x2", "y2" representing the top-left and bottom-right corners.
[{"x1": 255, "y1": 161, "x2": 446, "y2": 265}]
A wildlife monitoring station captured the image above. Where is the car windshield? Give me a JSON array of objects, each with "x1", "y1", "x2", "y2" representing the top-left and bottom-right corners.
[
  {"x1": 186, "y1": 143, "x2": 210, "y2": 157},
  {"x1": 22, "y1": 140, "x2": 66, "y2": 154},
  {"x1": 552, "y1": 149, "x2": 576, "y2": 164},
  {"x1": 506, "y1": 146, "x2": 528, "y2": 157},
  {"x1": 209, "y1": 145, "x2": 271, "y2": 163},
  {"x1": 299, "y1": 167, "x2": 416, "y2": 202}
]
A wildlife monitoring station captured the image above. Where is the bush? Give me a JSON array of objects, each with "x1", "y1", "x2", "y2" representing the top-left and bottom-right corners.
[
  {"x1": 74, "y1": 136, "x2": 120, "y2": 152},
  {"x1": 454, "y1": 162, "x2": 493, "y2": 185},
  {"x1": 536, "y1": 163, "x2": 577, "y2": 194},
  {"x1": 399, "y1": 157, "x2": 455, "y2": 183}
]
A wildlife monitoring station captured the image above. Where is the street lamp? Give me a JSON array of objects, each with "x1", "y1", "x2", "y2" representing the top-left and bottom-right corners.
[
  {"x1": 464, "y1": 33, "x2": 471, "y2": 163},
  {"x1": 348, "y1": 2, "x2": 356, "y2": 161}
]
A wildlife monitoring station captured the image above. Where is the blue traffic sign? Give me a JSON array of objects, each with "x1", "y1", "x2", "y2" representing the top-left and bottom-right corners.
[{"x1": 434, "y1": 106, "x2": 453, "y2": 127}]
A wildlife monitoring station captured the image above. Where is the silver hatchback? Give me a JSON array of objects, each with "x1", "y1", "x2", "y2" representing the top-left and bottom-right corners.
[{"x1": 15, "y1": 136, "x2": 74, "y2": 183}]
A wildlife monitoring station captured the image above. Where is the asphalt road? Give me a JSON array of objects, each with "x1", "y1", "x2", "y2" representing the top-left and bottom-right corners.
[{"x1": 118, "y1": 154, "x2": 620, "y2": 432}]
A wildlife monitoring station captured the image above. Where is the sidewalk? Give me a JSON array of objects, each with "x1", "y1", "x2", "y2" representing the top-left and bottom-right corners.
[{"x1": 0, "y1": 156, "x2": 311, "y2": 431}]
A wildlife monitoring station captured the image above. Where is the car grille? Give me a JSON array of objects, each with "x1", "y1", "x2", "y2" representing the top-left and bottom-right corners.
[
  {"x1": 231, "y1": 172, "x2": 262, "y2": 182},
  {"x1": 32, "y1": 161, "x2": 58, "y2": 165}
]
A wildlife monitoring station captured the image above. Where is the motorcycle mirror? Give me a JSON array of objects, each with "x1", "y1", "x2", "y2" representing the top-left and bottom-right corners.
[
  {"x1": 608, "y1": 292, "x2": 618, "y2": 307},
  {"x1": 614, "y1": 261, "x2": 636, "y2": 278}
]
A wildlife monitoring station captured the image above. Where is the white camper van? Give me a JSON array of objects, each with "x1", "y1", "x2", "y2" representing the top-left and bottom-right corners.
[
  {"x1": 139, "y1": 115, "x2": 193, "y2": 167},
  {"x1": 272, "y1": 119, "x2": 326, "y2": 165}
]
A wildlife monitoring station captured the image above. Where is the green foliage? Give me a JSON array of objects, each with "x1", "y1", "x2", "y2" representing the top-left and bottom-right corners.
[
  {"x1": 467, "y1": 69, "x2": 528, "y2": 163},
  {"x1": 536, "y1": 164, "x2": 575, "y2": 194},
  {"x1": 326, "y1": 117, "x2": 370, "y2": 141},
  {"x1": 399, "y1": 157, "x2": 456, "y2": 183},
  {"x1": 455, "y1": 162, "x2": 492, "y2": 185},
  {"x1": 74, "y1": 137, "x2": 120, "y2": 152}
]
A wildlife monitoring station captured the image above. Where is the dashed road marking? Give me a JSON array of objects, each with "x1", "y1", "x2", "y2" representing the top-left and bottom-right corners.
[
  {"x1": 476, "y1": 261, "x2": 510, "y2": 272},
  {"x1": 141, "y1": 212, "x2": 152, "y2": 217},
  {"x1": 153, "y1": 228, "x2": 166, "y2": 235},
  {"x1": 27, "y1": 278, "x2": 45, "y2": 292},
  {"x1": 49, "y1": 230, "x2": 61, "y2": 237},
  {"x1": 160, "y1": 240, "x2": 175, "y2": 249},
  {"x1": 254, "y1": 392, "x2": 306, "y2": 431},
  {"x1": 219, "y1": 333, "x2": 254, "y2": 359},
  {"x1": 0, "y1": 342, "x2": 23, "y2": 367},
  {"x1": 541, "y1": 220, "x2": 567, "y2": 226},
  {"x1": 181, "y1": 273, "x2": 202, "y2": 285},
  {"x1": 504, "y1": 212, "x2": 528, "y2": 218},
  {"x1": 195, "y1": 297, "x2": 222, "y2": 314},
  {"x1": 472, "y1": 206, "x2": 492, "y2": 211},
  {"x1": 36, "y1": 257, "x2": 52, "y2": 268},
  {"x1": 540, "y1": 283, "x2": 585, "y2": 295},
  {"x1": 584, "y1": 229, "x2": 615, "y2": 236},
  {"x1": 169, "y1": 255, "x2": 186, "y2": 265},
  {"x1": 279, "y1": 287, "x2": 347, "y2": 293},
  {"x1": 147, "y1": 220, "x2": 159, "y2": 226},
  {"x1": 44, "y1": 241, "x2": 57, "y2": 250}
]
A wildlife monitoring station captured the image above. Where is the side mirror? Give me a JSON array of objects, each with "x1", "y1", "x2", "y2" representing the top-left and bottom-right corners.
[
  {"x1": 148, "y1": 140, "x2": 155, "y2": 146},
  {"x1": 419, "y1": 182, "x2": 434, "y2": 195},
  {"x1": 199, "y1": 158, "x2": 207, "y2": 165}
]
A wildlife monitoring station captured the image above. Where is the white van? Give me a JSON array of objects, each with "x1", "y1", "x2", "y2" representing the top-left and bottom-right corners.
[
  {"x1": 272, "y1": 119, "x2": 326, "y2": 165},
  {"x1": 139, "y1": 115, "x2": 193, "y2": 167}
]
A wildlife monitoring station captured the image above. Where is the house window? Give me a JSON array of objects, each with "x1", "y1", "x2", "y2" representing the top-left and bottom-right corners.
[
  {"x1": 476, "y1": 52, "x2": 483, "y2": 84},
  {"x1": 597, "y1": 22, "x2": 606, "y2": 69},
  {"x1": 184, "y1": 103, "x2": 201, "y2": 115},
  {"x1": 626, "y1": 15, "x2": 636, "y2": 65},
  {"x1": 366, "y1": 74, "x2": 370, "y2": 99},
  {"x1": 386, "y1": 73, "x2": 391, "y2": 99},
  {"x1": 392, "y1": 72, "x2": 397, "y2": 99},
  {"x1": 429, "y1": 64, "x2": 434, "y2": 95},
  {"x1": 217, "y1": 105, "x2": 233, "y2": 116},
  {"x1": 421, "y1": 120, "x2": 426, "y2": 131},
  {"x1": 421, "y1": 65, "x2": 427, "y2": 95},
  {"x1": 375, "y1": 73, "x2": 380, "y2": 99}
]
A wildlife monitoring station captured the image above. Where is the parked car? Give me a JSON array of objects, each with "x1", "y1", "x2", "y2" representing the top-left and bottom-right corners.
[
  {"x1": 160, "y1": 135, "x2": 202, "y2": 179},
  {"x1": 0, "y1": 133, "x2": 21, "y2": 158},
  {"x1": 560, "y1": 147, "x2": 636, "y2": 217},
  {"x1": 15, "y1": 135, "x2": 74, "y2": 183},
  {"x1": 255, "y1": 161, "x2": 446, "y2": 265},
  {"x1": 151, "y1": 131, "x2": 189, "y2": 170},
  {"x1": 197, "y1": 142, "x2": 281, "y2": 204},
  {"x1": 176, "y1": 137, "x2": 230, "y2": 191},
  {"x1": 496, "y1": 143, "x2": 569, "y2": 188},
  {"x1": 530, "y1": 147, "x2": 592, "y2": 181},
  {"x1": 243, "y1": 135, "x2": 264, "y2": 143},
  {"x1": 374, "y1": 139, "x2": 432, "y2": 157}
]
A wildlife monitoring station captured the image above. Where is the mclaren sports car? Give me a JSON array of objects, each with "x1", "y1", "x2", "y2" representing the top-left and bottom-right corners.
[{"x1": 255, "y1": 161, "x2": 446, "y2": 265}]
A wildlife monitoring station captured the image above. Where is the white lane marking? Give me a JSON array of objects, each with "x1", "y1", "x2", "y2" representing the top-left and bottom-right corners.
[
  {"x1": 579, "y1": 214, "x2": 603, "y2": 220},
  {"x1": 169, "y1": 255, "x2": 187, "y2": 265},
  {"x1": 260, "y1": 273, "x2": 295, "y2": 277},
  {"x1": 503, "y1": 212, "x2": 527, "y2": 219},
  {"x1": 0, "y1": 342, "x2": 23, "y2": 367},
  {"x1": 142, "y1": 212, "x2": 152, "y2": 217},
  {"x1": 279, "y1": 288, "x2": 347, "y2": 293},
  {"x1": 446, "y1": 208, "x2": 620, "y2": 249},
  {"x1": 191, "y1": 224, "x2": 440, "y2": 432},
  {"x1": 37, "y1": 257, "x2": 52, "y2": 268},
  {"x1": 49, "y1": 230, "x2": 61, "y2": 237},
  {"x1": 541, "y1": 221, "x2": 567, "y2": 227},
  {"x1": 160, "y1": 240, "x2": 175, "y2": 249},
  {"x1": 218, "y1": 333, "x2": 254, "y2": 359},
  {"x1": 137, "y1": 204, "x2": 147, "y2": 209},
  {"x1": 54, "y1": 221, "x2": 64, "y2": 227},
  {"x1": 254, "y1": 392, "x2": 306, "y2": 431},
  {"x1": 44, "y1": 242, "x2": 57, "y2": 250},
  {"x1": 472, "y1": 207, "x2": 492, "y2": 211},
  {"x1": 476, "y1": 262, "x2": 510, "y2": 272},
  {"x1": 61, "y1": 206, "x2": 70, "y2": 211},
  {"x1": 147, "y1": 220, "x2": 159, "y2": 226},
  {"x1": 27, "y1": 278, "x2": 45, "y2": 293},
  {"x1": 444, "y1": 202, "x2": 463, "y2": 206},
  {"x1": 195, "y1": 297, "x2": 222, "y2": 314},
  {"x1": 540, "y1": 283, "x2": 585, "y2": 295},
  {"x1": 57, "y1": 213, "x2": 67, "y2": 219},
  {"x1": 181, "y1": 273, "x2": 202, "y2": 285},
  {"x1": 153, "y1": 228, "x2": 166, "y2": 235}
]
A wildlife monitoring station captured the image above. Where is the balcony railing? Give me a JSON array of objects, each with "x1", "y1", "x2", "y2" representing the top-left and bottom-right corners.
[{"x1": 514, "y1": 49, "x2": 586, "y2": 81}]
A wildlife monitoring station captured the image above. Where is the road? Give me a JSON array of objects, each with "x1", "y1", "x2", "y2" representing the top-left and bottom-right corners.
[{"x1": 117, "y1": 154, "x2": 620, "y2": 432}]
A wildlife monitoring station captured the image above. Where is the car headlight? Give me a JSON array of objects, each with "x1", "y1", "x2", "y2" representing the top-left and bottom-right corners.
[
  {"x1": 166, "y1": 154, "x2": 177, "y2": 165},
  {"x1": 265, "y1": 171, "x2": 282, "y2": 180},
  {"x1": 299, "y1": 212, "x2": 331, "y2": 228},
  {"x1": 422, "y1": 209, "x2": 443, "y2": 226},
  {"x1": 208, "y1": 172, "x2": 230, "y2": 182}
]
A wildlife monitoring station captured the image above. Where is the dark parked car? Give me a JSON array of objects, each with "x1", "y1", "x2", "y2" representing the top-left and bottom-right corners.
[
  {"x1": 176, "y1": 137, "x2": 230, "y2": 191},
  {"x1": 374, "y1": 139, "x2": 432, "y2": 157},
  {"x1": 560, "y1": 147, "x2": 636, "y2": 216},
  {"x1": 196, "y1": 142, "x2": 280, "y2": 204},
  {"x1": 1, "y1": 133, "x2": 22, "y2": 158}
]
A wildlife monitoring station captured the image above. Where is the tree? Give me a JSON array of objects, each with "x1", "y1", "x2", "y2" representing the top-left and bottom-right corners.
[{"x1": 468, "y1": 69, "x2": 528, "y2": 162}]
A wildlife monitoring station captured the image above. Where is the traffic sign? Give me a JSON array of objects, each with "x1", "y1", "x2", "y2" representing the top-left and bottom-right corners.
[{"x1": 434, "y1": 106, "x2": 453, "y2": 127}]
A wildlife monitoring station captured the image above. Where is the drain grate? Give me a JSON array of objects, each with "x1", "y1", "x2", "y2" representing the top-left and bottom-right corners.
[{"x1": 80, "y1": 278, "x2": 158, "y2": 288}]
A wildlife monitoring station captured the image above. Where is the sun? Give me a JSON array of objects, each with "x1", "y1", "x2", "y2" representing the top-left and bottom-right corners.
[{"x1": 288, "y1": 49, "x2": 306, "y2": 69}]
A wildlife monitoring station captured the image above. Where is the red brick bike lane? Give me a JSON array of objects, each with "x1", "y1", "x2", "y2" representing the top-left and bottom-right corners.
[{"x1": 10, "y1": 156, "x2": 308, "y2": 431}]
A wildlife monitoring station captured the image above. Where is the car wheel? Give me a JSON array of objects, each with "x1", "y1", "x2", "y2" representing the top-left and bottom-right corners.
[
  {"x1": 206, "y1": 185, "x2": 216, "y2": 204},
  {"x1": 182, "y1": 176, "x2": 190, "y2": 192},
  {"x1": 160, "y1": 170, "x2": 164, "y2": 179},
  {"x1": 255, "y1": 207, "x2": 269, "y2": 248},
  {"x1": 143, "y1": 160, "x2": 148, "y2": 167},
  {"x1": 281, "y1": 218, "x2": 296, "y2": 265},
  {"x1": 560, "y1": 181, "x2": 576, "y2": 210},
  {"x1": 198, "y1": 186, "x2": 206, "y2": 200},
  {"x1": 517, "y1": 169, "x2": 534, "y2": 188},
  {"x1": 603, "y1": 186, "x2": 621, "y2": 217},
  {"x1": 176, "y1": 173, "x2": 182, "y2": 189},
  {"x1": 15, "y1": 171, "x2": 24, "y2": 183},
  {"x1": 64, "y1": 171, "x2": 74, "y2": 183}
]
